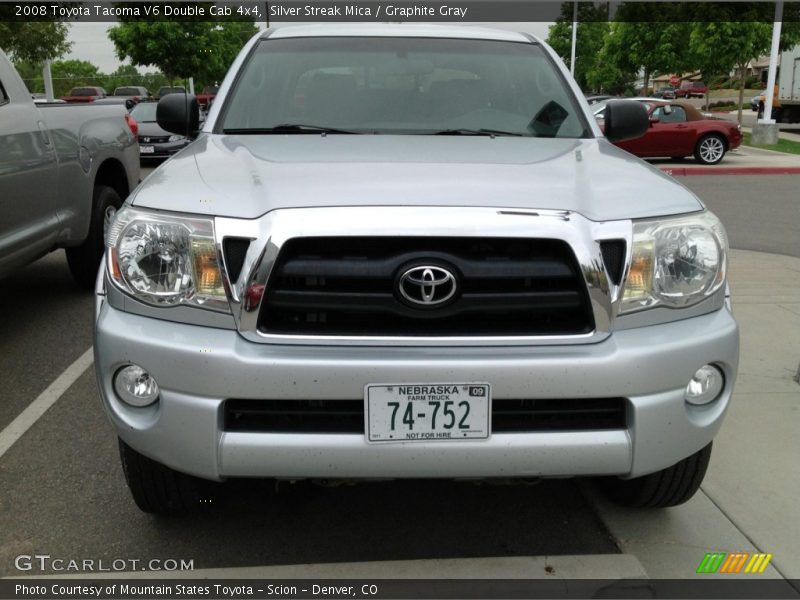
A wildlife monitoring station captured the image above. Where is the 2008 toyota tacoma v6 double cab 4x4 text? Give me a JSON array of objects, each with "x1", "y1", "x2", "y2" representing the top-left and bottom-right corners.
[{"x1": 94, "y1": 25, "x2": 739, "y2": 514}]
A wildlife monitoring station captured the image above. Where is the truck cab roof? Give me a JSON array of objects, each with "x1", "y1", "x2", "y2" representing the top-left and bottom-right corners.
[{"x1": 265, "y1": 23, "x2": 537, "y2": 44}]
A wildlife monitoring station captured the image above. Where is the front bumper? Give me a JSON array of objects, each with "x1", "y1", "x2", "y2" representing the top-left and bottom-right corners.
[
  {"x1": 94, "y1": 292, "x2": 739, "y2": 482},
  {"x1": 730, "y1": 130, "x2": 743, "y2": 150}
]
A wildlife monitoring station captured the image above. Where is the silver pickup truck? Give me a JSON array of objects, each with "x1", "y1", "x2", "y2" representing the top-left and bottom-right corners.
[
  {"x1": 95, "y1": 25, "x2": 738, "y2": 514},
  {"x1": 0, "y1": 49, "x2": 139, "y2": 287}
]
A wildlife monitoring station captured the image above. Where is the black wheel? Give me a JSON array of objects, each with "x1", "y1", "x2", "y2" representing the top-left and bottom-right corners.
[
  {"x1": 65, "y1": 185, "x2": 122, "y2": 288},
  {"x1": 694, "y1": 133, "x2": 727, "y2": 165},
  {"x1": 118, "y1": 439, "x2": 216, "y2": 515},
  {"x1": 601, "y1": 443, "x2": 712, "y2": 508}
]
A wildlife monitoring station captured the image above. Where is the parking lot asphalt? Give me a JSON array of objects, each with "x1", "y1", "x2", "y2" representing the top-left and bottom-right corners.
[
  {"x1": 679, "y1": 175, "x2": 800, "y2": 258},
  {"x1": 0, "y1": 253, "x2": 94, "y2": 433},
  {"x1": 1, "y1": 166, "x2": 797, "y2": 578}
]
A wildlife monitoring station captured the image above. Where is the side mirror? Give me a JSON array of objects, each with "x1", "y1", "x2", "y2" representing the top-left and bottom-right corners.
[
  {"x1": 157, "y1": 93, "x2": 200, "y2": 138},
  {"x1": 649, "y1": 116, "x2": 660, "y2": 126},
  {"x1": 604, "y1": 100, "x2": 649, "y2": 143}
]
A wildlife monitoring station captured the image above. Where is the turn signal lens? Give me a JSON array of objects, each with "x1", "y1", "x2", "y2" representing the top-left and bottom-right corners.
[
  {"x1": 192, "y1": 239, "x2": 225, "y2": 298},
  {"x1": 622, "y1": 240, "x2": 654, "y2": 304}
]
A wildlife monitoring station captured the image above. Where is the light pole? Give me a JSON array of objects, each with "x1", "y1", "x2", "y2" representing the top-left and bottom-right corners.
[
  {"x1": 570, "y1": 1, "x2": 578, "y2": 77},
  {"x1": 753, "y1": 1, "x2": 783, "y2": 145}
]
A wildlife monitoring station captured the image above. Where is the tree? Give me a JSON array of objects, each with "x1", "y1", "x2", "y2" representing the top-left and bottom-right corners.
[
  {"x1": 585, "y1": 44, "x2": 634, "y2": 95},
  {"x1": 49, "y1": 59, "x2": 102, "y2": 95},
  {"x1": 11, "y1": 60, "x2": 44, "y2": 93},
  {"x1": 0, "y1": 21, "x2": 71, "y2": 63},
  {"x1": 603, "y1": 3, "x2": 693, "y2": 96},
  {"x1": 108, "y1": 13, "x2": 257, "y2": 87},
  {"x1": 689, "y1": 7, "x2": 800, "y2": 122},
  {"x1": 546, "y1": 3, "x2": 610, "y2": 91},
  {"x1": 196, "y1": 21, "x2": 258, "y2": 86}
]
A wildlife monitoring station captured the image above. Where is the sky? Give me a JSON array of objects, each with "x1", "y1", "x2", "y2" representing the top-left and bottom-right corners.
[{"x1": 66, "y1": 21, "x2": 554, "y2": 73}]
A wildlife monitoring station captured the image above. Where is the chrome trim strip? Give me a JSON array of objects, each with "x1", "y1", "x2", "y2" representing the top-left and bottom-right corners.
[{"x1": 215, "y1": 207, "x2": 633, "y2": 347}]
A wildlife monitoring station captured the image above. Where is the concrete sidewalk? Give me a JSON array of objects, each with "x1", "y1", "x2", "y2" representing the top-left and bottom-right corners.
[{"x1": 589, "y1": 249, "x2": 800, "y2": 581}]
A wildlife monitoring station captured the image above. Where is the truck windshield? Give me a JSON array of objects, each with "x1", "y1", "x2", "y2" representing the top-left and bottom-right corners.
[{"x1": 219, "y1": 37, "x2": 589, "y2": 138}]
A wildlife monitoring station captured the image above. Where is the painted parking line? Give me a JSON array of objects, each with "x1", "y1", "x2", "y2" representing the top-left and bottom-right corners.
[{"x1": 0, "y1": 347, "x2": 94, "y2": 459}]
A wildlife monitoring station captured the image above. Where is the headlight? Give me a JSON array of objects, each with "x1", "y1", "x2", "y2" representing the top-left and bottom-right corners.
[
  {"x1": 168, "y1": 134, "x2": 185, "y2": 142},
  {"x1": 620, "y1": 211, "x2": 728, "y2": 314},
  {"x1": 105, "y1": 207, "x2": 229, "y2": 312}
]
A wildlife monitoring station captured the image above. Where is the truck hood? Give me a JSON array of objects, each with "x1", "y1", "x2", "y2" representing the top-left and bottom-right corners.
[{"x1": 132, "y1": 134, "x2": 703, "y2": 221}]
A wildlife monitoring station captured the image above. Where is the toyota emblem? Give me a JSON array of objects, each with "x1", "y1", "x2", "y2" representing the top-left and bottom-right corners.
[{"x1": 397, "y1": 265, "x2": 457, "y2": 307}]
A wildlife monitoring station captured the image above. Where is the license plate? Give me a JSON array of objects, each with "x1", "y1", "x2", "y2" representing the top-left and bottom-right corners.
[
  {"x1": 139, "y1": 145, "x2": 155, "y2": 154},
  {"x1": 366, "y1": 383, "x2": 490, "y2": 443}
]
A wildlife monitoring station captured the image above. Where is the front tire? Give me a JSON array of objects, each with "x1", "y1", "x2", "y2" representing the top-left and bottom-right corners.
[
  {"x1": 694, "y1": 134, "x2": 727, "y2": 165},
  {"x1": 601, "y1": 443, "x2": 712, "y2": 508},
  {"x1": 66, "y1": 185, "x2": 122, "y2": 288},
  {"x1": 118, "y1": 439, "x2": 216, "y2": 515}
]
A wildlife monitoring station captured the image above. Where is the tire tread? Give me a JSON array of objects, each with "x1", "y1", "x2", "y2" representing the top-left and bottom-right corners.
[
  {"x1": 602, "y1": 442, "x2": 712, "y2": 508},
  {"x1": 118, "y1": 439, "x2": 211, "y2": 515}
]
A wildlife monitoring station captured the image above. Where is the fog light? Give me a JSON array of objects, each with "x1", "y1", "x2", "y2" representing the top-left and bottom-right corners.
[
  {"x1": 114, "y1": 365, "x2": 160, "y2": 407},
  {"x1": 685, "y1": 365, "x2": 724, "y2": 405}
]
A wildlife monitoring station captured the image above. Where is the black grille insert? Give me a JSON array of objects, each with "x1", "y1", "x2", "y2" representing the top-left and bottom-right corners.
[
  {"x1": 223, "y1": 237, "x2": 251, "y2": 283},
  {"x1": 600, "y1": 240, "x2": 627, "y2": 286},
  {"x1": 259, "y1": 237, "x2": 594, "y2": 336},
  {"x1": 223, "y1": 398, "x2": 628, "y2": 433}
]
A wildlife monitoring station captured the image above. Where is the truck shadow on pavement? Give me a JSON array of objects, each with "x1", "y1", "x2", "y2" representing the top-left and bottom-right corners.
[{"x1": 145, "y1": 478, "x2": 619, "y2": 569}]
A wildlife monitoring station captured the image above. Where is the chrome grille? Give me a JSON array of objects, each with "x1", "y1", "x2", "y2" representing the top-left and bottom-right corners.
[{"x1": 258, "y1": 237, "x2": 595, "y2": 337}]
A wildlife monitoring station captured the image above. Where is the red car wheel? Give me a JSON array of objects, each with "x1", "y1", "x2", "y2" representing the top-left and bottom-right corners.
[{"x1": 694, "y1": 134, "x2": 726, "y2": 165}]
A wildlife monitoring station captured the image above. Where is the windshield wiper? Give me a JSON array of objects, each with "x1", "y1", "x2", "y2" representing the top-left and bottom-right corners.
[
  {"x1": 431, "y1": 128, "x2": 523, "y2": 137},
  {"x1": 222, "y1": 124, "x2": 361, "y2": 135}
]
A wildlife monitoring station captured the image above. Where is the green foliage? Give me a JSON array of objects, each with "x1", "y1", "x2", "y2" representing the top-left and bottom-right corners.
[
  {"x1": 687, "y1": 5, "x2": 800, "y2": 120},
  {"x1": 0, "y1": 22, "x2": 71, "y2": 63},
  {"x1": 546, "y1": 3, "x2": 610, "y2": 91},
  {"x1": 548, "y1": 0, "x2": 800, "y2": 102},
  {"x1": 585, "y1": 37, "x2": 634, "y2": 94},
  {"x1": 108, "y1": 11, "x2": 257, "y2": 86},
  {"x1": 601, "y1": 3, "x2": 693, "y2": 95}
]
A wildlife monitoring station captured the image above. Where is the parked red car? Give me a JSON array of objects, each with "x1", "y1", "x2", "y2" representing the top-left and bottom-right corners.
[
  {"x1": 60, "y1": 86, "x2": 106, "y2": 103},
  {"x1": 674, "y1": 81, "x2": 707, "y2": 98},
  {"x1": 611, "y1": 101, "x2": 742, "y2": 165}
]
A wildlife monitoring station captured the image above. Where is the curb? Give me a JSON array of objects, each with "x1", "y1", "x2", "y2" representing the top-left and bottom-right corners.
[{"x1": 660, "y1": 166, "x2": 800, "y2": 176}]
